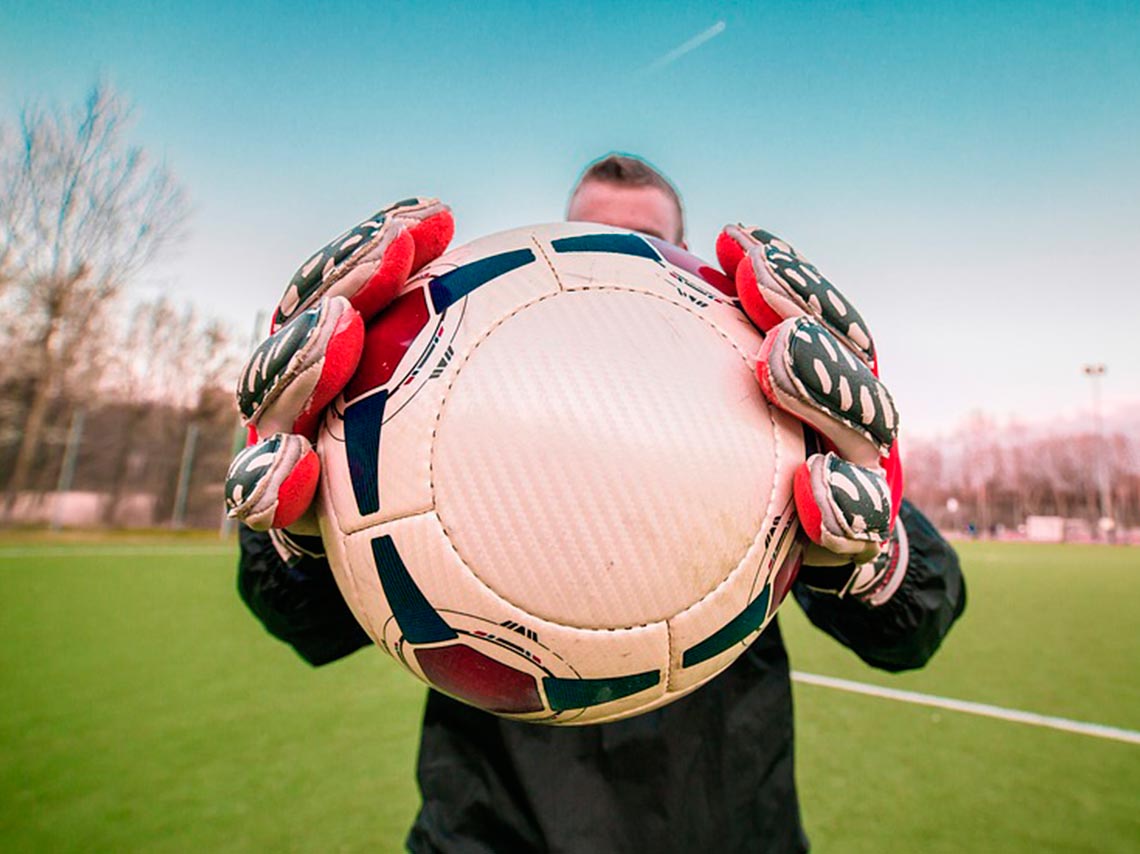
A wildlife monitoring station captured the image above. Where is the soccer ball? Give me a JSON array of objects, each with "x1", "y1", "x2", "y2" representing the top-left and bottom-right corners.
[{"x1": 316, "y1": 223, "x2": 805, "y2": 725}]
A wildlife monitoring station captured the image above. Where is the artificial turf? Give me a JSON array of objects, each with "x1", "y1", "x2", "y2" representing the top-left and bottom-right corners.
[{"x1": 0, "y1": 538, "x2": 1136, "y2": 851}]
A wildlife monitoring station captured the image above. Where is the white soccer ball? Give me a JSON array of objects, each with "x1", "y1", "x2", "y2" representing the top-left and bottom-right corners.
[{"x1": 316, "y1": 223, "x2": 805, "y2": 725}]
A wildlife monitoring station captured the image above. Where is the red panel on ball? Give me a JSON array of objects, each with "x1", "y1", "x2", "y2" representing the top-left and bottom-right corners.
[
  {"x1": 770, "y1": 542, "x2": 804, "y2": 610},
  {"x1": 415, "y1": 643, "x2": 545, "y2": 714},
  {"x1": 648, "y1": 236, "x2": 736, "y2": 296},
  {"x1": 344, "y1": 287, "x2": 431, "y2": 401}
]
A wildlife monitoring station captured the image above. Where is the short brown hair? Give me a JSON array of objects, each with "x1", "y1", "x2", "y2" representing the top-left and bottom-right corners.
[{"x1": 570, "y1": 153, "x2": 685, "y2": 241}]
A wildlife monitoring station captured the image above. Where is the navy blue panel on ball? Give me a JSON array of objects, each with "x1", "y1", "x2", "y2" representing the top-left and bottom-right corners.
[
  {"x1": 550, "y1": 233, "x2": 661, "y2": 262},
  {"x1": 344, "y1": 390, "x2": 387, "y2": 516},
  {"x1": 681, "y1": 585, "x2": 772, "y2": 668},
  {"x1": 429, "y1": 248, "x2": 536, "y2": 314},
  {"x1": 371, "y1": 535, "x2": 457, "y2": 644}
]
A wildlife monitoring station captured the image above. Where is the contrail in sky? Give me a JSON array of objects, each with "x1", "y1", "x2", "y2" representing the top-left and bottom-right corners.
[{"x1": 644, "y1": 20, "x2": 727, "y2": 74}]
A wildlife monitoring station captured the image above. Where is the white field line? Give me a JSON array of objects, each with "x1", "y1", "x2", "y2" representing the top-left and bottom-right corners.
[
  {"x1": 792, "y1": 671, "x2": 1140, "y2": 746},
  {"x1": 0, "y1": 545, "x2": 234, "y2": 559}
]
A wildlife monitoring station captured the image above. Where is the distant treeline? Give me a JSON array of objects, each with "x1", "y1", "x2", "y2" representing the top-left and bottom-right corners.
[{"x1": 903, "y1": 414, "x2": 1140, "y2": 537}]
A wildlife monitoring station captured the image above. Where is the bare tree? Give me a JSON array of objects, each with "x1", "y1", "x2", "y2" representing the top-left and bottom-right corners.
[
  {"x1": 0, "y1": 84, "x2": 188, "y2": 503},
  {"x1": 92, "y1": 295, "x2": 242, "y2": 523},
  {"x1": 102, "y1": 296, "x2": 238, "y2": 408},
  {"x1": 0, "y1": 123, "x2": 16, "y2": 294}
]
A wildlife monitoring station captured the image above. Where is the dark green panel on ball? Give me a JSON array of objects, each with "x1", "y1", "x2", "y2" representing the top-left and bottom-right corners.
[
  {"x1": 543, "y1": 669, "x2": 660, "y2": 711},
  {"x1": 682, "y1": 585, "x2": 772, "y2": 668}
]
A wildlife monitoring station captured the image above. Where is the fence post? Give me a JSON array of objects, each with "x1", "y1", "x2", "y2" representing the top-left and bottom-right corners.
[{"x1": 51, "y1": 407, "x2": 86, "y2": 531}]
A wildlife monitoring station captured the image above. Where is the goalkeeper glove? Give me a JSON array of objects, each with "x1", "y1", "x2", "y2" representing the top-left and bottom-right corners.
[
  {"x1": 225, "y1": 198, "x2": 454, "y2": 532},
  {"x1": 717, "y1": 226, "x2": 906, "y2": 604}
]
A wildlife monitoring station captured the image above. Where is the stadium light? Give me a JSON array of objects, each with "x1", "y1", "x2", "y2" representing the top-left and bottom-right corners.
[{"x1": 1081, "y1": 363, "x2": 1115, "y2": 539}]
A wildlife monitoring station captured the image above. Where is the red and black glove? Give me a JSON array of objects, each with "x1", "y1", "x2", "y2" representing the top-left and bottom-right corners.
[
  {"x1": 717, "y1": 225, "x2": 907, "y2": 605},
  {"x1": 225, "y1": 199, "x2": 454, "y2": 534}
]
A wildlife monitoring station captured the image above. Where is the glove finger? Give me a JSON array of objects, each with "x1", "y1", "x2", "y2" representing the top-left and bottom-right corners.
[
  {"x1": 758, "y1": 316, "x2": 897, "y2": 466},
  {"x1": 798, "y1": 515, "x2": 909, "y2": 604},
  {"x1": 717, "y1": 225, "x2": 782, "y2": 331},
  {"x1": 715, "y1": 225, "x2": 749, "y2": 279},
  {"x1": 238, "y1": 295, "x2": 364, "y2": 440},
  {"x1": 399, "y1": 199, "x2": 455, "y2": 273},
  {"x1": 268, "y1": 527, "x2": 325, "y2": 563},
  {"x1": 718, "y1": 225, "x2": 876, "y2": 370},
  {"x1": 795, "y1": 452, "x2": 891, "y2": 564},
  {"x1": 846, "y1": 515, "x2": 909, "y2": 605},
  {"x1": 225, "y1": 433, "x2": 320, "y2": 531},
  {"x1": 275, "y1": 198, "x2": 454, "y2": 330}
]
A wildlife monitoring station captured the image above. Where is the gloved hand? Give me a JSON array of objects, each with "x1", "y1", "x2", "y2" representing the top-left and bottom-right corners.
[
  {"x1": 717, "y1": 226, "x2": 907, "y2": 604},
  {"x1": 225, "y1": 198, "x2": 455, "y2": 535}
]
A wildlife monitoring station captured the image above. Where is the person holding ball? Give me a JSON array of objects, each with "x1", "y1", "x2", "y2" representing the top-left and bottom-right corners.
[{"x1": 230, "y1": 153, "x2": 965, "y2": 853}]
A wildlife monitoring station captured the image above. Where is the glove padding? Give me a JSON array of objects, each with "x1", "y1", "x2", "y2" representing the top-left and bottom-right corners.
[
  {"x1": 717, "y1": 225, "x2": 904, "y2": 593},
  {"x1": 225, "y1": 199, "x2": 455, "y2": 531}
]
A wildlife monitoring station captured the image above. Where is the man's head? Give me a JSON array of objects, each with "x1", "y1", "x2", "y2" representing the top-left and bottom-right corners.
[{"x1": 566, "y1": 153, "x2": 686, "y2": 247}]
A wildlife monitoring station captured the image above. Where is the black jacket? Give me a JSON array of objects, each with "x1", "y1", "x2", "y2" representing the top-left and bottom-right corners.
[{"x1": 238, "y1": 500, "x2": 964, "y2": 853}]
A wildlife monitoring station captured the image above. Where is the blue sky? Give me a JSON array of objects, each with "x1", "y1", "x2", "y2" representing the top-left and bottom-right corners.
[{"x1": 2, "y1": 0, "x2": 1138, "y2": 435}]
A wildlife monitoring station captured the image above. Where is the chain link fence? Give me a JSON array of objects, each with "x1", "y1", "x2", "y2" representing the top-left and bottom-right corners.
[{"x1": 1, "y1": 387, "x2": 241, "y2": 531}]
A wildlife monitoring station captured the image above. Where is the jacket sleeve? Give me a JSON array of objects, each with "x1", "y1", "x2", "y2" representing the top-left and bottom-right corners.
[
  {"x1": 237, "y1": 525, "x2": 371, "y2": 666},
  {"x1": 792, "y1": 499, "x2": 966, "y2": 672}
]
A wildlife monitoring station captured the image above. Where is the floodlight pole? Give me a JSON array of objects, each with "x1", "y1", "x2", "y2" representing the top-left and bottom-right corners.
[
  {"x1": 171, "y1": 422, "x2": 199, "y2": 529},
  {"x1": 51, "y1": 407, "x2": 86, "y2": 531},
  {"x1": 1082, "y1": 364, "x2": 1114, "y2": 539}
]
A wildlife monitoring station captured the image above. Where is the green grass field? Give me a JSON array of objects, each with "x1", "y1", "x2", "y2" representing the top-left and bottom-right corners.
[{"x1": 1, "y1": 537, "x2": 1137, "y2": 852}]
